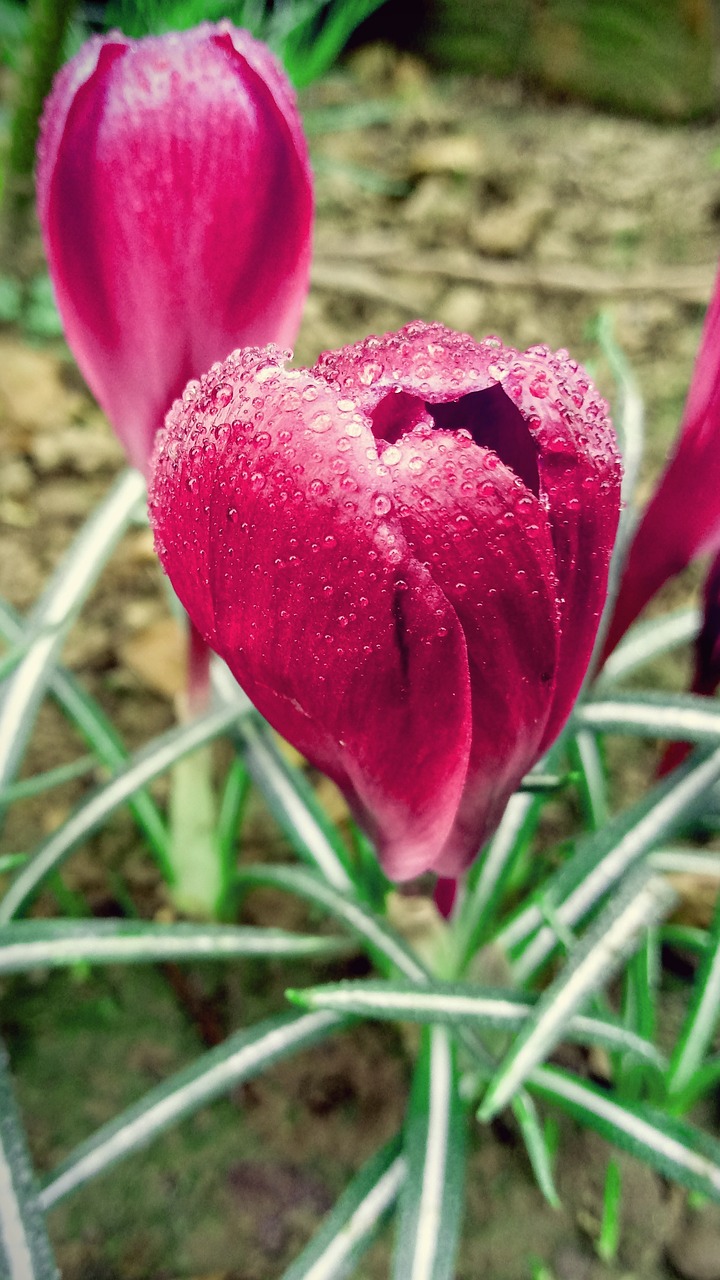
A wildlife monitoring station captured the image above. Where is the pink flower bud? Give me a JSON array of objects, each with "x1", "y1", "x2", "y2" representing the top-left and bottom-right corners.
[
  {"x1": 37, "y1": 23, "x2": 313, "y2": 472},
  {"x1": 149, "y1": 322, "x2": 621, "y2": 880}
]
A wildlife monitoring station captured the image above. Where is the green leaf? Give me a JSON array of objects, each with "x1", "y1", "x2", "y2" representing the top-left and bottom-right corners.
[
  {"x1": 280, "y1": 1136, "x2": 404, "y2": 1280},
  {"x1": 0, "y1": 919, "x2": 347, "y2": 973},
  {"x1": 452, "y1": 790, "x2": 543, "y2": 972},
  {"x1": 499, "y1": 742, "x2": 720, "y2": 975},
  {"x1": 0, "y1": 1039, "x2": 59, "y2": 1279},
  {"x1": 531, "y1": 1065, "x2": 720, "y2": 1201},
  {"x1": 210, "y1": 666, "x2": 354, "y2": 894},
  {"x1": 288, "y1": 976, "x2": 665, "y2": 1071},
  {"x1": 667, "y1": 886, "x2": 720, "y2": 1098},
  {"x1": 236, "y1": 864, "x2": 426, "y2": 981},
  {"x1": 0, "y1": 469, "x2": 145, "y2": 800},
  {"x1": 0, "y1": 699, "x2": 248, "y2": 922},
  {"x1": 479, "y1": 871, "x2": 675, "y2": 1121},
  {"x1": 39, "y1": 1010, "x2": 342, "y2": 1209},
  {"x1": 568, "y1": 731, "x2": 608, "y2": 830},
  {"x1": 511, "y1": 1091, "x2": 561, "y2": 1209},
  {"x1": 579, "y1": 690, "x2": 720, "y2": 742},
  {"x1": 0, "y1": 754, "x2": 96, "y2": 804},
  {"x1": 595, "y1": 607, "x2": 699, "y2": 690},
  {"x1": 0, "y1": 597, "x2": 169, "y2": 870},
  {"x1": 392, "y1": 1027, "x2": 466, "y2": 1280}
]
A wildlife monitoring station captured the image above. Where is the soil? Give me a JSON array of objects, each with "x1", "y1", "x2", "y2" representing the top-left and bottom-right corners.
[{"x1": 1, "y1": 42, "x2": 720, "y2": 1280}]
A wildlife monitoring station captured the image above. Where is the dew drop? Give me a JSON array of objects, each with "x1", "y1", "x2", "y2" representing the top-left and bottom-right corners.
[
  {"x1": 213, "y1": 382, "x2": 233, "y2": 407},
  {"x1": 311, "y1": 411, "x2": 333, "y2": 434},
  {"x1": 373, "y1": 494, "x2": 392, "y2": 516}
]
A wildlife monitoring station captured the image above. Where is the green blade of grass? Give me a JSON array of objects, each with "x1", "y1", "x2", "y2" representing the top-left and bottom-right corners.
[
  {"x1": 480, "y1": 872, "x2": 675, "y2": 1122},
  {"x1": 0, "y1": 919, "x2": 347, "y2": 972},
  {"x1": 212, "y1": 664, "x2": 354, "y2": 894},
  {"x1": 0, "y1": 698, "x2": 247, "y2": 922},
  {"x1": 280, "y1": 1136, "x2": 405, "y2": 1280},
  {"x1": 288, "y1": 977, "x2": 665, "y2": 1071},
  {"x1": 579, "y1": 690, "x2": 720, "y2": 742},
  {"x1": 595, "y1": 607, "x2": 699, "y2": 690},
  {"x1": 0, "y1": 1039, "x2": 59, "y2": 1279},
  {"x1": 0, "y1": 597, "x2": 169, "y2": 870},
  {"x1": 0, "y1": 469, "x2": 145, "y2": 799},
  {"x1": 392, "y1": 1027, "x2": 466, "y2": 1280},
  {"x1": 39, "y1": 1010, "x2": 342, "y2": 1209},
  {"x1": 667, "y1": 886, "x2": 720, "y2": 1099},
  {"x1": 499, "y1": 743, "x2": 720, "y2": 975},
  {"x1": 530, "y1": 1064, "x2": 720, "y2": 1201},
  {"x1": 236, "y1": 863, "x2": 426, "y2": 981}
]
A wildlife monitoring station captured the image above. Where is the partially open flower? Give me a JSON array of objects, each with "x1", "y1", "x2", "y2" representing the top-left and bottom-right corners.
[
  {"x1": 149, "y1": 322, "x2": 621, "y2": 880},
  {"x1": 37, "y1": 23, "x2": 313, "y2": 472}
]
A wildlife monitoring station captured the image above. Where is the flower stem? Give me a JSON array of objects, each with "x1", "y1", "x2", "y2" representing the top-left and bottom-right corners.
[{"x1": 167, "y1": 623, "x2": 226, "y2": 920}]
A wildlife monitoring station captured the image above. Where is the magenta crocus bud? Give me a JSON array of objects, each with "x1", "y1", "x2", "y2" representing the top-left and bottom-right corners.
[
  {"x1": 37, "y1": 23, "x2": 313, "y2": 473},
  {"x1": 603, "y1": 261, "x2": 720, "y2": 657},
  {"x1": 149, "y1": 322, "x2": 621, "y2": 880}
]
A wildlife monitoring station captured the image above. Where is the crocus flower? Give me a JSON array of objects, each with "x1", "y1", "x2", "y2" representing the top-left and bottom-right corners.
[
  {"x1": 149, "y1": 322, "x2": 621, "y2": 880},
  {"x1": 37, "y1": 23, "x2": 313, "y2": 473},
  {"x1": 603, "y1": 260, "x2": 720, "y2": 657}
]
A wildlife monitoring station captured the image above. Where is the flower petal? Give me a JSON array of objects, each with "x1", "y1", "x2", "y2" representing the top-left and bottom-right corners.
[
  {"x1": 317, "y1": 323, "x2": 621, "y2": 747},
  {"x1": 150, "y1": 349, "x2": 473, "y2": 881},
  {"x1": 384, "y1": 426, "x2": 560, "y2": 873},
  {"x1": 38, "y1": 24, "x2": 313, "y2": 471},
  {"x1": 500, "y1": 346, "x2": 622, "y2": 742}
]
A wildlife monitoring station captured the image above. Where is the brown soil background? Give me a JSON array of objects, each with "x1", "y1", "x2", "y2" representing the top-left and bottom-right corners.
[{"x1": 1, "y1": 44, "x2": 720, "y2": 1280}]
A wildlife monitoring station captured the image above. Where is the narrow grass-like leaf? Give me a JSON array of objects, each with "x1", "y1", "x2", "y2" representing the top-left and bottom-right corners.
[
  {"x1": 39, "y1": 1010, "x2": 342, "y2": 1209},
  {"x1": 281, "y1": 1137, "x2": 405, "y2": 1280},
  {"x1": 236, "y1": 863, "x2": 426, "y2": 981},
  {"x1": 667, "y1": 887, "x2": 720, "y2": 1098},
  {"x1": 651, "y1": 848, "x2": 720, "y2": 876},
  {"x1": 579, "y1": 691, "x2": 720, "y2": 742},
  {"x1": 569, "y1": 731, "x2": 608, "y2": 830},
  {"x1": 392, "y1": 1027, "x2": 466, "y2": 1280},
  {"x1": 217, "y1": 755, "x2": 251, "y2": 879},
  {"x1": 481, "y1": 873, "x2": 675, "y2": 1120},
  {"x1": 511, "y1": 1091, "x2": 561, "y2": 1209},
  {"x1": 597, "y1": 1158, "x2": 622, "y2": 1263},
  {"x1": 0, "y1": 598, "x2": 169, "y2": 868},
  {"x1": 596, "y1": 311, "x2": 644, "y2": 512},
  {"x1": 288, "y1": 978, "x2": 665, "y2": 1071},
  {"x1": 499, "y1": 743, "x2": 720, "y2": 972},
  {"x1": 0, "y1": 754, "x2": 96, "y2": 804},
  {"x1": 212, "y1": 664, "x2": 354, "y2": 893},
  {"x1": 0, "y1": 700, "x2": 247, "y2": 922},
  {"x1": 0, "y1": 469, "x2": 145, "y2": 797},
  {"x1": 0, "y1": 1039, "x2": 59, "y2": 1279},
  {"x1": 595, "y1": 607, "x2": 699, "y2": 689},
  {"x1": 0, "y1": 919, "x2": 347, "y2": 973},
  {"x1": 453, "y1": 791, "x2": 541, "y2": 973},
  {"x1": 530, "y1": 1065, "x2": 720, "y2": 1201}
]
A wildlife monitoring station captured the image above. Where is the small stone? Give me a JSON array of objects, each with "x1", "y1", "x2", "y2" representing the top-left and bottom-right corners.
[
  {"x1": 410, "y1": 134, "x2": 486, "y2": 177},
  {"x1": 667, "y1": 1204, "x2": 720, "y2": 1280},
  {"x1": 471, "y1": 193, "x2": 552, "y2": 257},
  {"x1": 437, "y1": 285, "x2": 488, "y2": 333},
  {"x1": 30, "y1": 425, "x2": 123, "y2": 475}
]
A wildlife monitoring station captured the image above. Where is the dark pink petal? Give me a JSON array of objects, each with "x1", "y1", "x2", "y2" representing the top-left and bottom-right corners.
[
  {"x1": 149, "y1": 348, "x2": 473, "y2": 882},
  {"x1": 499, "y1": 347, "x2": 621, "y2": 743},
  {"x1": 318, "y1": 323, "x2": 621, "y2": 747},
  {"x1": 383, "y1": 425, "x2": 560, "y2": 873},
  {"x1": 38, "y1": 24, "x2": 313, "y2": 472},
  {"x1": 603, "y1": 263, "x2": 720, "y2": 656}
]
